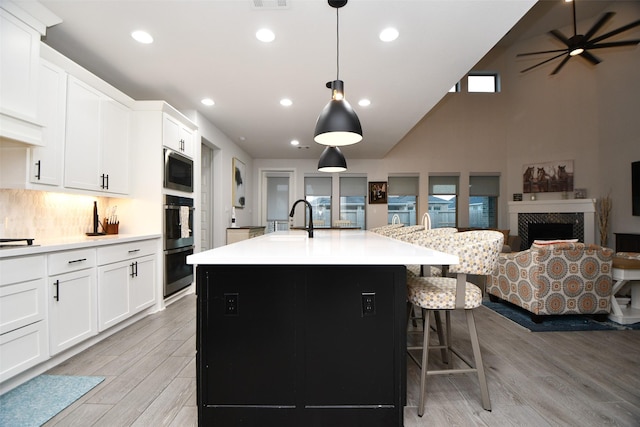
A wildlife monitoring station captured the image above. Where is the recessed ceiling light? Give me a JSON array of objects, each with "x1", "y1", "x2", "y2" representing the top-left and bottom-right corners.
[
  {"x1": 131, "y1": 30, "x2": 153, "y2": 44},
  {"x1": 379, "y1": 27, "x2": 399, "y2": 42},
  {"x1": 290, "y1": 139, "x2": 299, "y2": 146},
  {"x1": 201, "y1": 98, "x2": 215, "y2": 106},
  {"x1": 256, "y1": 28, "x2": 275, "y2": 43},
  {"x1": 280, "y1": 98, "x2": 293, "y2": 107},
  {"x1": 358, "y1": 99, "x2": 371, "y2": 107}
]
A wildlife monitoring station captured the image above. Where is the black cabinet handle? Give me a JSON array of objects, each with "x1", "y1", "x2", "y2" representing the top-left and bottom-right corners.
[
  {"x1": 128, "y1": 249, "x2": 140, "y2": 254},
  {"x1": 68, "y1": 258, "x2": 87, "y2": 264},
  {"x1": 53, "y1": 280, "x2": 59, "y2": 301},
  {"x1": 130, "y1": 262, "x2": 135, "y2": 278},
  {"x1": 130, "y1": 261, "x2": 138, "y2": 278},
  {"x1": 105, "y1": 174, "x2": 109, "y2": 190},
  {"x1": 35, "y1": 160, "x2": 41, "y2": 180},
  {"x1": 180, "y1": 139, "x2": 185, "y2": 151},
  {"x1": 100, "y1": 174, "x2": 105, "y2": 189}
]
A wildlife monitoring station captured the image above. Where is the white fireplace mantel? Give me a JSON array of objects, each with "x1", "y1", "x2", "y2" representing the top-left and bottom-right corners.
[{"x1": 508, "y1": 199, "x2": 596, "y2": 244}]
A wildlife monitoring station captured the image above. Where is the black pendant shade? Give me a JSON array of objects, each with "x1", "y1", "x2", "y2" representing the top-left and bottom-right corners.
[
  {"x1": 318, "y1": 146, "x2": 347, "y2": 172},
  {"x1": 314, "y1": 80, "x2": 362, "y2": 146}
]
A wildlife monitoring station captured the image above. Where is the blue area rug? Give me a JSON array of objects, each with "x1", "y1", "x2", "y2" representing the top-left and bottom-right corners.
[
  {"x1": 0, "y1": 375, "x2": 104, "y2": 427},
  {"x1": 482, "y1": 298, "x2": 640, "y2": 332}
]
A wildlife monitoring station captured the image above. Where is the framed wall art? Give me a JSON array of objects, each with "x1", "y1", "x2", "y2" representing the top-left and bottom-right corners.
[
  {"x1": 232, "y1": 157, "x2": 246, "y2": 208},
  {"x1": 522, "y1": 160, "x2": 574, "y2": 194},
  {"x1": 369, "y1": 181, "x2": 387, "y2": 204}
]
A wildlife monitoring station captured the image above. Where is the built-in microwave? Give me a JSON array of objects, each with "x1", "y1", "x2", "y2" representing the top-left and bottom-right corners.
[{"x1": 164, "y1": 148, "x2": 193, "y2": 193}]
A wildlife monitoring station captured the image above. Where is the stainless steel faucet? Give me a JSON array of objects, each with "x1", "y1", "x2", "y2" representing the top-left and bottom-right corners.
[{"x1": 289, "y1": 199, "x2": 314, "y2": 238}]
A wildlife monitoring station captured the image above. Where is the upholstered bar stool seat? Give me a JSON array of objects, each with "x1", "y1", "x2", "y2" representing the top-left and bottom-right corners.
[{"x1": 407, "y1": 276, "x2": 482, "y2": 310}]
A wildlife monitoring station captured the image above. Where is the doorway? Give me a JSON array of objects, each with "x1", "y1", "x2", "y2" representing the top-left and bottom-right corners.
[
  {"x1": 261, "y1": 170, "x2": 294, "y2": 233},
  {"x1": 201, "y1": 143, "x2": 214, "y2": 251}
]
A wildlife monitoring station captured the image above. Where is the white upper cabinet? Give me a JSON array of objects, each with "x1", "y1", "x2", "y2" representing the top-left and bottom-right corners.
[
  {"x1": 0, "y1": 3, "x2": 60, "y2": 146},
  {"x1": 163, "y1": 112, "x2": 194, "y2": 158},
  {"x1": 64, "y1": 76, "x2": 130, "y2": 195},
  {"x1": 30, "y1": 59, "x2": 67, "y2": 187}
]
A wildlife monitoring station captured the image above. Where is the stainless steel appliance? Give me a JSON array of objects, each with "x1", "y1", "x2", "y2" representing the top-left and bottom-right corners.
[
  {"x1": 164, "y1": 148, "x2": 194, "y2": 193},
  {"x1": 163, "y1": 195, "x2": 194, "y2": 297}
]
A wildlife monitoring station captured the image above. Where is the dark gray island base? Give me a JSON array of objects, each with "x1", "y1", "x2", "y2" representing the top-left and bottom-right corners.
[{"x1": 196, "y1": 264, "x2": 407, "y2": 426}]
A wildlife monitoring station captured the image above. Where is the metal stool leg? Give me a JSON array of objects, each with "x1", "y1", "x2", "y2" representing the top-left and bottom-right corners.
[
  {"x1": 466, "y1": 310, "x2": 491, "y2": 411},
  {"x1": 418, "y1": 309, "x2": 432, "y2": 417}
]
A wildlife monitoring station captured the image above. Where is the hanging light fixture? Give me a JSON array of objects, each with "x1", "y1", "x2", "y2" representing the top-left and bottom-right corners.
[
  {"x1": 318, "y1": 146, "x2": 347, "y2": 172},
  {"x1": 314, "y1": 0, "x2": 362, "y2": 147}
]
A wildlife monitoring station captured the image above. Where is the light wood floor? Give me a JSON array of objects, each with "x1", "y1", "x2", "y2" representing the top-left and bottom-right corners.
[{"x1": 43, "y1": 293, "x2": 640, "y2": 426}]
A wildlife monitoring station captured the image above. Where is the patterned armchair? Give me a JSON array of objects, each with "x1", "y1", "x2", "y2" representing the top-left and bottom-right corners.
[{"x1": 487, "y1": 242, "x2": 614, "y2": 322}]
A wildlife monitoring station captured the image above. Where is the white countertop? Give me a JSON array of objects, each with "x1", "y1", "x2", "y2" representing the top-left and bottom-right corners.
[
  {"x1": 0, "y1": 233, "x2": 161, "y2": 258},
  {"x1": 187, "y1": 230, "x2": 458, "y2": 266}
]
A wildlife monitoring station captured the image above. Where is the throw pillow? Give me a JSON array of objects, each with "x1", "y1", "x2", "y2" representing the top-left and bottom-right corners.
[{"x1": 532, "y1": 239, "x2": 578, "y2": 248}]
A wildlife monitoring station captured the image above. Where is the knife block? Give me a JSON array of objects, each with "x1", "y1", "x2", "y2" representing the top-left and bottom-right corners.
[{"x1": 105, "y1": 223, "x2": 119, "y2": 235}]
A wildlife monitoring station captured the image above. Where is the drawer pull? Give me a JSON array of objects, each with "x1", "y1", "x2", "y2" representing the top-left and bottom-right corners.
[
  {"x1": 128, "y1": 249, "x2": 140, "y2": 254},
  {"x1": 130, "y1": 261, "x2": 138, "y2": 278},
  {"x1": 68, "y1": 258, "x2": 87, "y2": 264},
  {"x1": 53, "y1": 280, "x2": 60, "y2": 301}
]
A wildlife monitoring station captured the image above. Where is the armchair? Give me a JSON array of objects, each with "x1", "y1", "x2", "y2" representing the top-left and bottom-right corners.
[{"x1": 488, "y1": 242, "x2": 614, "y2": 322}]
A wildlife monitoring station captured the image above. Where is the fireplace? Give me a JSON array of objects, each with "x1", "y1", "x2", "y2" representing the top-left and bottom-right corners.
[
  {"x1": 527, "y1": 222, "x2": 575, "y2": 247},
  {"x1": 508, "y1": 199, "x2": 596, "y2": 251}
]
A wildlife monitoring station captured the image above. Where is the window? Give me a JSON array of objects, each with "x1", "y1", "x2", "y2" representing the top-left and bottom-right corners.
[
  {"x1": 388, "y1": 176, "x2": 418, "y2": 225},
  {"x1": 467, "y1": 73, "x2": 499, "y2": 93},
  {"x1": 469, "y1": 175, "x2": 499, "y2": 229},
  {"x1": 428, "y1": 175, "x2": 458, "y2": 228},
  {"x1": 304, "y1": 176, "x2": 331, "y2": 228},
  {"x1": 339, "y1": 176, "x2": 366, "y2": 229}
]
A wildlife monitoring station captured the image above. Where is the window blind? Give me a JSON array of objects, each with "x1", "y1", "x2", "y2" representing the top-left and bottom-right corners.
[
  {"x1": 429, "y1": 175, "x2": 459, "y2": 195},
  {"x1": 388, "y1": 176, "x2": 418, "y2": 196}
]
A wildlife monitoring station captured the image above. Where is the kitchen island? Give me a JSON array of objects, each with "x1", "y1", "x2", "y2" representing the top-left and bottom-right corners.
[{"x1": 187, "y1": 230, "x2": 458, "y2": 427}]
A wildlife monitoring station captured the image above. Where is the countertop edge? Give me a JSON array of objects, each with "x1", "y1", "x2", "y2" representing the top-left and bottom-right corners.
[{"x1": 0, "y1": 234, "x2": 162, "y2": 258}]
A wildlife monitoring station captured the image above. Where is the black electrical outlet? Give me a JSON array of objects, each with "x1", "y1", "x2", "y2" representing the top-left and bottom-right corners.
[
  {"x1": 361, "y1": 292, "x2": 376, "y2": 316},
  {"x1": 224, "y1": 293, "x2": 239, "y2": 316}
]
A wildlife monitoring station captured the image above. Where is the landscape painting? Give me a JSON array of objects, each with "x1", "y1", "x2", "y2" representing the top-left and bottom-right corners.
[{"x1": 522, "y1": 160, "x2": 574, "y2": 194}]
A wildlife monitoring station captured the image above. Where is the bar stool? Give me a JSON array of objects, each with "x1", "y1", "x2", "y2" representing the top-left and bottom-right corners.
[{"x1": 406, "y1": 230, "x2": 503, "y2": 416}]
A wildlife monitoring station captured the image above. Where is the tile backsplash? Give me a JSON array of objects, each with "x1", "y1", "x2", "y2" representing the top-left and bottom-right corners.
[{"x1": 0, "y1": 189, "x2": 118, "y2": 240}]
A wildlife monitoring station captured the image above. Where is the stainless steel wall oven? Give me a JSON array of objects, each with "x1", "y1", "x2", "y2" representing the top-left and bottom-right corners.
[{"x1": 164, "y1": 194, "x2": 194, "y2": 297}]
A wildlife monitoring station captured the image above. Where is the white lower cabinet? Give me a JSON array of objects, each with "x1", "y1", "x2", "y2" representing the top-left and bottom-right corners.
[
  {"x1": 48, "y1": 249, "x2": 97, "y2": 356},
  {"x1": 0, "y1": 255, "x2": 48, "y2": 382},
  {"x1": 97, "y1": 240, "x2": 157, "y2": 332}
]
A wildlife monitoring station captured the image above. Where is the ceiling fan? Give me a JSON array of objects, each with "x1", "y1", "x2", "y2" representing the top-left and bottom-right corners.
[{"x1": 517, "y1": 0, "x2": 640, "y2": 75}]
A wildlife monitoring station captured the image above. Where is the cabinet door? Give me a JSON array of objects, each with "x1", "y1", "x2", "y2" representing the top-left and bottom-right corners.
[
  {"x1": 64, "y1": 77, "x2": 101, "y2": 191},
  {"x1": 101, "y1": 98, "x2": 130, "y2": 194},
  {"x1": 179, "y1": 125, "x2": 194, "y2": 158},
  {"x1": 130, "y1": 255, "x2": 156, "y2": 313},
  {"x1": 97, "y1": 261, "x2": 130, "y2": 332},
  {"x1": 0, "y1": 9, "x2": 39, "y2": 123},
  {"x1": 49, "y1": 268, "x2": 97, "y2": 355},
  {"x1": 162, "y1": 113, "x2": 182, "y2": 152},
  {"x1": 30, "y1": 59, "x2": 66, "y2": 186}
]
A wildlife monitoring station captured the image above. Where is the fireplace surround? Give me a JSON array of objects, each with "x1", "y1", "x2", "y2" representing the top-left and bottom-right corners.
[{"x1": 508, "y1": 199, "x2": 596, "y2": 251}]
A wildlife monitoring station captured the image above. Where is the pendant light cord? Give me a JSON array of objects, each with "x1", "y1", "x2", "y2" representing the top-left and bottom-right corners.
[{"x1": 336, "y1": 6, "x2": 340, "y2": 81}]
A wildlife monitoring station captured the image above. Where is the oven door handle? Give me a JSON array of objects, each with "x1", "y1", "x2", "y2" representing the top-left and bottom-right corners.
[
  {"x1": 164, "y1": 246, "x2": 194, "y2": 255},
  {"x1": 164, "y1": 205, "x2": 195, "y2": 210}
]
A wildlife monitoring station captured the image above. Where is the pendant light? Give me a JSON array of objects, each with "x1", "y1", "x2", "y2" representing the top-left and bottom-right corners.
[
  {"x1": 318, "y1": 146, "x2": 347, "y2": 172},
  {"x1": 314, "y1": 0, "x2": 362, "y2": 147}
]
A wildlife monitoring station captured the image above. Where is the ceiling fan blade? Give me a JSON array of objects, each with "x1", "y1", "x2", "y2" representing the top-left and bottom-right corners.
[
  {"x1": 520, "y1": 52, "x2": 568, "y2": 74},
  {"x1": 587, "y1": 40, "x2": 640, "y2": 49},
  {"x1": 583, "y1": 12, "x2": 615, "y2": 41},
  {"x1": 589, "y1": 19, "x2": 640, "y2": 44},
  {"x1": 550, "y1": 55, "x2": 571, "y2": 75},
  {"x1": 580, "y1": 50, "x2": 601, "y2": 66},
  {"x1": 549, "y1": 29, "x2": 571, "y2": 46},
  {"x1": 517, "y1": 48, "x2": 568, "y2": 57}
]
